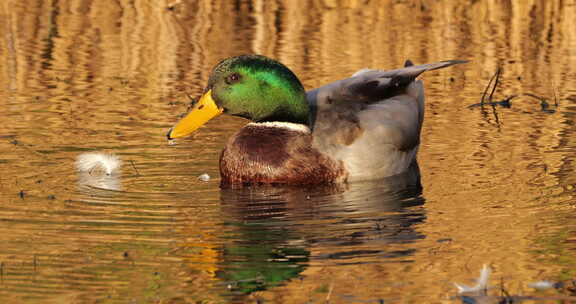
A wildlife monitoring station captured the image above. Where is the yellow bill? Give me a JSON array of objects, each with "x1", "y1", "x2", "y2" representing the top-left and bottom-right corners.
[{"x1": 167, "y1": 90, "x2": 223, "y2": 140}]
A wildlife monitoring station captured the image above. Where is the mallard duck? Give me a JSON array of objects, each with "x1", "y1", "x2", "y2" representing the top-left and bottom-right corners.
[{"x1": 167, "y1": 55, "x2": 466, "y2": 186}]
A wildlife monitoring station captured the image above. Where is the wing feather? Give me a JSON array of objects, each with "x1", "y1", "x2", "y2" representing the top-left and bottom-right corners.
[{"x1": 306, "y1": 60, "x2": 466, "y2": 180}]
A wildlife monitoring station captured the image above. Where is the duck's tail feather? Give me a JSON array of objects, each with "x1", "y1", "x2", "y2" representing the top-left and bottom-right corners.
[
  {"x1": 408, "y1": 59, "x2": 469, "y2": 73},
  {"x1": 345, "y1": 59, "x2": 468, "y2": 102}
]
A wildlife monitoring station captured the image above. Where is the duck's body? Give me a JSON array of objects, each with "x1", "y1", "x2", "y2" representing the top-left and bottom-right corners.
[
  {"x1": 167, "y1": 55, "x2": 466, "y2": 187},
  {"x1": 220, "y1": 122, "x2": 345, "y2": 186}
]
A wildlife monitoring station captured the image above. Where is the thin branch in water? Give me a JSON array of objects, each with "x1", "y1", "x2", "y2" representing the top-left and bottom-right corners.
[
  {"x1": 522, "y1": 93, "x2": 547, "y2": 102},
  {"x1": 488, "y1": 67, "x2": 502, "y2": 102},
  {"x1": 551, "y1": 81, "x2": 559, "y2": 107},
  {"x1": 130, "y1": 160, "x2": 141, "y2": 176},
  {"x1": 521, "y1": 93, "x2": 554, "y2": 113},
  {"x1": 481, "y1": 67, "x2": 501, "y2": 104},
  {"x1": 469, "y1": 67, "x2": 557, "y2": 116},
  {"x1": 499, "y1": 276, "x2": 512, "y2": 302},
  {"x1": 491, "y1": 104, "x2": 501, "y2": 130}
]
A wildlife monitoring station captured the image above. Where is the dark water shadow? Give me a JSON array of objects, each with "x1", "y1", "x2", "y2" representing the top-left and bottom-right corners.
[{"x1": 216, "y1": 164, "x2": 426, "y2": 299}]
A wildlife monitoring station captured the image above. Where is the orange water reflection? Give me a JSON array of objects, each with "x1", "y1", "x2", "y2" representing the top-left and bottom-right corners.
[{"x1": 0, "y1": 0, "x2": 575, "y2": 303}]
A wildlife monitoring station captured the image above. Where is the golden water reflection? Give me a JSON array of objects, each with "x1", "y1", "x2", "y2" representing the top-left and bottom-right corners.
[{"x1": 0, "y1": 0, "x2": 575, "y2": 302}]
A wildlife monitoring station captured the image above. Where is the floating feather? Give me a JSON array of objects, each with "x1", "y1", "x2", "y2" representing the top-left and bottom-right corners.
[
  {"x1": 454, "y1": 264, "x2": 491, "y2": 294},
  {"x1": 528, "y1": 280, "x2": 556, "y2": 290},
  {"x1": 75, "y1": 152, "x2": 122, "y2": 175},
  {"x1": 198, "y1": 173, "x2": 210, "y2": 182}
]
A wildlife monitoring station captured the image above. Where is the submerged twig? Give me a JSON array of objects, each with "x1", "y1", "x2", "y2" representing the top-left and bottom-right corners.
[
  {"x1": 129, "y1": 160, "x2": 140, "y2": 176},
  {"x1": 500, "y1": 276, "x2": 512, "y2": 302},
  {"x1": 552, "y1": 80, "x2": 559, "y2": 107},
  {"x1": 480, "y1": 67, "x2": 501, "y2": 105},
  {"x1": 469, "y1": 67, "x2": 557, "y2": 126},
  {"x1": 488, "y1": 67, "x2": 501, "y2": 103}
]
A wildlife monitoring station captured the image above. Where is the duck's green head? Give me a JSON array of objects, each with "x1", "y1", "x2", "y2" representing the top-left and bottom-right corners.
[{"x1": 168, "y1": 55, "x2": 309, "y2": 139}]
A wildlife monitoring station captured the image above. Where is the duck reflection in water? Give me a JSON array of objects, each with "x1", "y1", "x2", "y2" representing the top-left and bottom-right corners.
[{"x1": 216, "y1": 164, "x2": 425, "y2": 297}]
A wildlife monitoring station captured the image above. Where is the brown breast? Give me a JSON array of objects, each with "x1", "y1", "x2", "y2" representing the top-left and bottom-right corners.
[{"x1": 219, "y1": 124, "x2": 346, "y2": 187}]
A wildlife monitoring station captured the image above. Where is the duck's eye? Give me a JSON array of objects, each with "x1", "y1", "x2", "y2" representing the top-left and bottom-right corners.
[{"x1": 225, "y1": 73, "x2": 241, "y2": 85}]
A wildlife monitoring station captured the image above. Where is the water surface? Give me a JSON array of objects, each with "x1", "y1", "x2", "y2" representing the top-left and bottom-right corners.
[{"x1": 1, "y1": 1, "x2": 576, "y2": 303}]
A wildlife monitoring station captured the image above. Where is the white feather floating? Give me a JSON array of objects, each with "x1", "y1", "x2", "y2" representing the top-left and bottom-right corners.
[
  {"x1": 75, "y1": 152, "x2": 122, "y2": 175},
  {"x1": 198, "y1": 173, "x2": 210, "y2": 182},
  {"x1": 528, "y1": 280, "x2": 556, "y2": 290},
  {"x1": 454, "y1": 264, "x2": 491, "y2": 294}
]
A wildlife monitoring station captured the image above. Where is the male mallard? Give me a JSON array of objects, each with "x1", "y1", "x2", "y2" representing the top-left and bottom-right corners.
[{"x1": 167, "y1": 55, "x2": 466, "y2": 186}]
